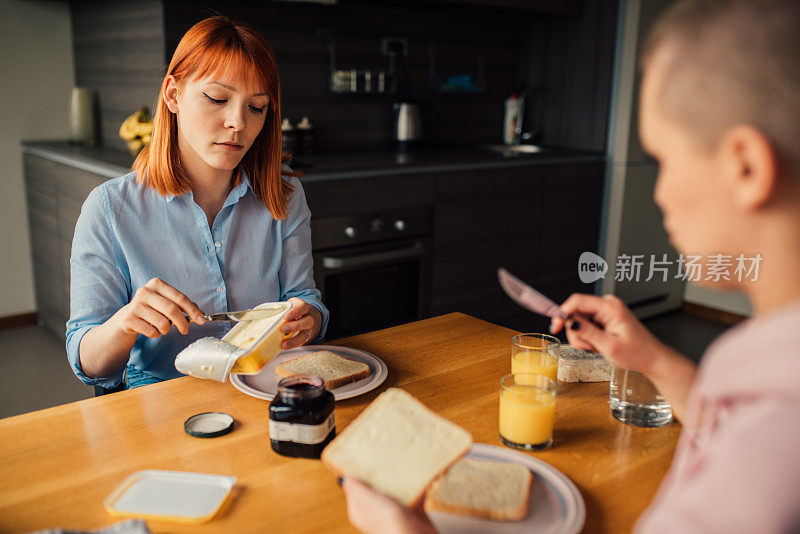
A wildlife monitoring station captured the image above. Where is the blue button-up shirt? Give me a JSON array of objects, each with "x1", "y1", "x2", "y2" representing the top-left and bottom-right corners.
[{"x1": 66, "y1": 171, "x2": 328, "y2": 388}]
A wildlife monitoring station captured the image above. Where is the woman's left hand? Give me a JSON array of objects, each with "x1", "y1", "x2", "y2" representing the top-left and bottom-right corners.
[{"x1": 281, "y1": 297, "x2": 322, "y2": 349}]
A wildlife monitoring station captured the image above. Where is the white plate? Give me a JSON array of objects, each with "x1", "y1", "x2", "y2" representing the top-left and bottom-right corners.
[
  {"x1": 428, "y1": 443, "x2": 586, "y2": 534},
  {"x1": 229, "y1": 344, "x2": 388, "y2": 401}
]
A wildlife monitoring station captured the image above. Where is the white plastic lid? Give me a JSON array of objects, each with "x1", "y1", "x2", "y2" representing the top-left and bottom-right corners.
[
  {"x1": 184, "y1": 412, "x2": 234, "y2": 438},
  {"x1": 104, "y1": 470, "x2": 237, "y2": 523}
]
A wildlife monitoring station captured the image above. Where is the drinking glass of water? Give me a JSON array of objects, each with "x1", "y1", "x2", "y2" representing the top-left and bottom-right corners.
[{"x1": 609, "y1": 365, "x2": 672, "y2": 427}]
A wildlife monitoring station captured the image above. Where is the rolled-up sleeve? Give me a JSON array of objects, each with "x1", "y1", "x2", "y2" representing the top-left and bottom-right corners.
[
  {"x1": 279, "y1": 178, "x2": 329, "y2": 339},
  {"x1": 66, "y1": 185, "x2": 131, "y2": 388}
]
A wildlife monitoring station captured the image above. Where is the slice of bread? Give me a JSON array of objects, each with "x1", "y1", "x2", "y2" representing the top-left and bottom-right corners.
[
  {"x1": 321, "y1": 388, "x2": 472, "y2": 507},
  {"x1": 274, "y1": 350, "x2": 371, "y2": 389},
  {"x1": 424, "y1": 458, "x2": 533, "y2": 521}
]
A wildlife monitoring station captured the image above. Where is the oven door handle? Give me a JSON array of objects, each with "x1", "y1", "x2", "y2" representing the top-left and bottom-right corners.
[{"x1": 322, "y1": 243, "x2": 425, "y2": 270}]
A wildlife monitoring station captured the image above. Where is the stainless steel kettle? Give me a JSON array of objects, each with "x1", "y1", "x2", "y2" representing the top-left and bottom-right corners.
[{"x1": 393, "y1": 102, "x2": 422, "y2": 147}]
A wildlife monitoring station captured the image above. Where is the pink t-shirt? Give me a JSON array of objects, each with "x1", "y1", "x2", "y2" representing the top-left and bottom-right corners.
[{"x1": 635, "y1": 299, "x2": 800, "y2": 533}]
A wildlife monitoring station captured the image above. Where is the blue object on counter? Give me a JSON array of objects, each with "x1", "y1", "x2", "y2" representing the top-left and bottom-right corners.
[{"x1": 440, "y1": 75, "x2": 482, "y2": 93}]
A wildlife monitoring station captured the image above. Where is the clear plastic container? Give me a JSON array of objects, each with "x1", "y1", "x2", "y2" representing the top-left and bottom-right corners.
[
  {"x1": 557, "y1": 346, "x2": 611, "y2": 383},
  {"x1": 174, "y1": 302, "x2": 295, "y2": 382},
  {"x1": 225, "y1": 301, "x2": 294, "y2": 375}
]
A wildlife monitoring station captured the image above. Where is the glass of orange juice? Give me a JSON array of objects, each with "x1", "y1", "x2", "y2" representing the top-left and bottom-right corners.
[
  {"x1": 511, "y1": 333, "x2": 560, "y2": 382},
  {"x1": 499, "y1": 373, "x2": 557, "y2": 451}
]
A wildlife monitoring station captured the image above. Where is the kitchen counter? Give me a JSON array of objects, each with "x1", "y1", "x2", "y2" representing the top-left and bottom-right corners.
[{"x1": 22, "y1": 141, "x2": 604, "y2": 182}]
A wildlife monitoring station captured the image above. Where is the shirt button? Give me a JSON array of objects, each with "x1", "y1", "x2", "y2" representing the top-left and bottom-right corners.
[
  {"x1": 216, "y1": 287, "x2": 224, "y2": 293},
  {"x1": 214, "y1": 241, "x2": 221, "y2": 248}
]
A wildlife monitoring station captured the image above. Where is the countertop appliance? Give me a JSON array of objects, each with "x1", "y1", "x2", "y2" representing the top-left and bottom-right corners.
[
  {"x1": 311, "y1": 206, "x2": 432, "y2": 339},
  {"x1": 393, "y1": 102, "x2": 422, "y2": 149}
]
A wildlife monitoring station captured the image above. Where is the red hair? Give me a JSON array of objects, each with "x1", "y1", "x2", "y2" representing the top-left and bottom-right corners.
[{"x1": 132, "y1": 16, "x2": 297, "y2": 219}]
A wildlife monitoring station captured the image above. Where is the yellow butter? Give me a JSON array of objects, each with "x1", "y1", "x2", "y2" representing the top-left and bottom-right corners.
[{"x1": 225, "y1": 301, "x2": 294, "y2": 375}]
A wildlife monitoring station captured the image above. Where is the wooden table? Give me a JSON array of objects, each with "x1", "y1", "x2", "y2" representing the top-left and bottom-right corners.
[{"x1": 0, "y1": 313, "x2": 681, "y2": 533}]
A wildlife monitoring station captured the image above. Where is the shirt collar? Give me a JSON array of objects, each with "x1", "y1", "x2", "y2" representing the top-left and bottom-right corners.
[
  {"x1": 223, "y1": 169, "x2": 252, "y2": 209},
  {"x1": 164, "y1": 169, "x2": 253, "y2": 205}
]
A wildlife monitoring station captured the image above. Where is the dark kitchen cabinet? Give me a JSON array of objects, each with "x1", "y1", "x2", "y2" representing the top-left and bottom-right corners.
[
  {"x1": 430, "y1": 168, "x2": 514, "y2": 324},
  {"x1": 431, "y1": 161, "x2": 603, "y2": 333},
  {"x1": 24, "y1": 155, "x2": 106, "y2": 340},
  {"x1": 302, "y1": 174, "x2": 436, "y2": 218},
  {"x1": 25, "y1": 158, "x2": 64, "y2": 339},
  {"x1": 538, "y1": 162, "x2": 604, "y2": 294},
  {"x1": 303, "y1": 160, "x2": 604, "y2": 333}
]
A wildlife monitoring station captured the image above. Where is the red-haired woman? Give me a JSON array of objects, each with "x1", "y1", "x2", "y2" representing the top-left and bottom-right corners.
[{"x1": 66, "y1": 17, "x2": 328, "y2": 390}]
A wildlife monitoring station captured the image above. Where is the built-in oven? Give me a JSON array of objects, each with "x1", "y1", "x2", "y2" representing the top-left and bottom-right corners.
[{"x1": 311, "y1": 206, "x2": 432, "y2": 339}]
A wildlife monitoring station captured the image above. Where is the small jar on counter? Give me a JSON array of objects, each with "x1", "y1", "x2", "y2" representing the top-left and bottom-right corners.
[
  {"x1": 281, "y1": 118, "x2": 299, "y2": 155},
  {"x1": 296, "y1": 116, "x2": 317, "y2": 153},
  {"x1": 268, "y1": 375, "x2": 335, "y2": 458}
]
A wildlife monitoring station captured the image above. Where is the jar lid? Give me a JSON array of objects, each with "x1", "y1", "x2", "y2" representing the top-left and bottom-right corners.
[
  {"x1": 184, "y1": 412, "x2": 234, "y2": 438},
  {"x1": 277, "y1": 375, "x2": 325, "y2": 400}
]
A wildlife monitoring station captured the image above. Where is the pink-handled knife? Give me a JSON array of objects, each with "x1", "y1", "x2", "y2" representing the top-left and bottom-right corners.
[{"x1": 497, "y1": 267, "x2": 568, "y2": 319}]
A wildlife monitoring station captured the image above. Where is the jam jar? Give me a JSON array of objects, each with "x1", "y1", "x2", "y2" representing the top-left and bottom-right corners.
[{"x1": 268, "y1": 375, "x2": 335, "y2": 458}]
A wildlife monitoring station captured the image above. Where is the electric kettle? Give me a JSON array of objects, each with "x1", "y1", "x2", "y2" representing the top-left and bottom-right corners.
[{"x1": 393, "y1": 102, "x2": 422, "y2": 148}]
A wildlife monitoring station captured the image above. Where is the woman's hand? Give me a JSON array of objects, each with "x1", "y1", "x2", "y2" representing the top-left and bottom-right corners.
[
  {"x1": 550, "y1": 293, "x2": 667, "y2": 374},
  {"x1": 341, "y1": 477, "x2": 437, "y2": 534},
  {"x1": 550, "y1": 293, "x2": 698, "y2": 421},
  {"x1": 281, "y1": 297, "x2": 322, "y2": 349},
  {"x1": 111, "y1": 277, "x2": 206, "y2": 339}
]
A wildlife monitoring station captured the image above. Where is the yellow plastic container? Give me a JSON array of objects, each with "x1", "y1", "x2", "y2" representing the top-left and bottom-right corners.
[
  {"x1": 225, "y1": 301, "x2": 295, "y2": 375},
  {"x1": 104, "y1": 470, "x2": 236, "y2": 524}
]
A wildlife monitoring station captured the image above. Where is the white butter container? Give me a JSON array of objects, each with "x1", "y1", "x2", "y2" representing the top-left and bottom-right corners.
[
  {"x1": 557, "y1": 346, "x2": 611, "y2": 382},
  {"x1": 175, "y1": 301, "x2": 294, "y2": 382}
]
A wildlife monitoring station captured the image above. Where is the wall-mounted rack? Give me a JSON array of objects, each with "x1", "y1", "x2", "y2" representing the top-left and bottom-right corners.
[{"x1": 320, "y1": 29, "x2": 398, "y2": 95}]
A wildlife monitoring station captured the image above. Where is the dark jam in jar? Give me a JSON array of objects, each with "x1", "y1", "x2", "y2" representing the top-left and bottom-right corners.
[{"x1": 268, "y1": 375, "x2": 335, "y2": 459}]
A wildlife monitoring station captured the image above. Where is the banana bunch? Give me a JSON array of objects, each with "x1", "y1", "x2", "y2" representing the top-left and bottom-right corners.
[{"x1": 119, "y1": 106, "x2": 153, "y2": 155}]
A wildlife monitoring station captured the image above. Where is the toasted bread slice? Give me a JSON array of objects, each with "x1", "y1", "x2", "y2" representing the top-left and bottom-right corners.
[
  {"x1": 274, "y1": 350, "x2": 371, "y2": 389},
  {"x1": 425, "y1": 458, "x2": 533, "y2": 521},
  {"x1": 322, "y1": 388, "x2": 472, "y2": 507}
]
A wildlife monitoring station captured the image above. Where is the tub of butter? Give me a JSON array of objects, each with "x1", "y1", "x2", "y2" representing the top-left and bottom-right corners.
[
  {"x1": 225, "y1": 301, "x2": 294, "y2": 375},
  {"x1": 557, "y1": 345, "x2": 612, "y2": 383},
  {"x1": 175, "y1": 301, "x2": 294, "y2": 382}
]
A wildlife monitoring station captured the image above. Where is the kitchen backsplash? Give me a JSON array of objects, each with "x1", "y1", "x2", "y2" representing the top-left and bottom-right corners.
[
  {"x1": 70, "y1": 0, "x2": 615, "y2": 153},
  {"x1": 71, "y1": 0, "x2": 165, "y2": 152}
]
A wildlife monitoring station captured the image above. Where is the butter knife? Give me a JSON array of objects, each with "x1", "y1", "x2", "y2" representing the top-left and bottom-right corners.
[
  {"x1": 203, "y1": 307, "x2": 286, "y2": 322},
  {"x1": 497, "y1": 267, "x2": 568, "y2": 319}
]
